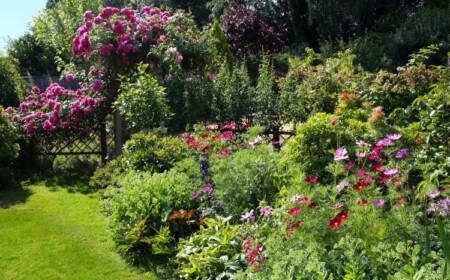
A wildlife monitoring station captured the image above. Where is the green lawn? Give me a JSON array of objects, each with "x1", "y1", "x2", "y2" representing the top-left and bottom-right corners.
[{"x1": 0, "y1": 182, "x2": 158, "y2": 280}]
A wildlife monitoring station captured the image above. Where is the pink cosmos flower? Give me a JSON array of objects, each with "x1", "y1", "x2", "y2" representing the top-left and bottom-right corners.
[
  {"x1": 336, "y1": 180, "x2": 350, "y2": 193},
  {"x1": 334, "y1": 147, "x2": 348, "y2": 161},
  {"x1": 259, "y1": 207, "x2": 272, "y2": 217},
  {"x1": 298, "y1": 196, "x2": 309, "y2": 204},
  {"x1": 331, "y1": 202, "x2": 343, "y2": 210},
  {"x1": 249, "y1": 136, "x2": 262, "y2": 146},
  {"x1": 356, "y1": 169, "x2": 366, "y2": 177},
  {"x1": 373, "y1": 199, "x2": 385, "y2": 207},
  {"x1": 384, "y1": 168, "x2": 398, "y2": 176},
  {"x1": 191, "y1": 192, "x2": 200, "y2": 200},
  {"x1": 387, "y1": 134, "x2": 402, "y2": 140},
  {"x1": 356, "y1": 140, "x2": 370, "y2": 146},
  {"x1": 428, "y1": 189, "x2": 441, "y2": 199},
  {"x1": 371, "y1": 163, "x2": 383, "y2": 171},
  {"x1": 356, "y1": 152, "x2": 366, "y2": 158},
  {"x1": 344, "y1": 162, "x2": 354, "y2": 170},
  {"x1": 240, "y1": 209, "x2": 255, "y2": 222},
  {"x1": 395, "y1": 148, "x2": 409, "y2": 159},
  {"x1": 202, "y1": 184, "x2": 214, "y2": 196}
]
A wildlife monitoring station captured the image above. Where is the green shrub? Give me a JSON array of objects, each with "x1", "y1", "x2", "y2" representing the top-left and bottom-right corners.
[
  {"x1": 210, "y1": 145, "x2": 281, "y2": 218},
  {"x1": 176, "y1": 216, "x2": 246, "y2": 279},
  {"x1": 282, "y1": 112, "x2": 375, "y2": 181},
  {"x1": 0, "y1": 57, "x2": 25, "y2": 108},
  {"x1": 0, "y1": 107, "x2": 20, "y2": 188},
  {"x1": 121, "y1": 129, "x2": 194, "y2": 173},
  {"x1": 89, "y1": 158, "x2": 124, "y2": 190},
  {"x1": 116, "y1": 63, "x2": 170, "y2": 132},
  {"x1": 105, "y1": 165, "x2": 202, "y2": 266}
]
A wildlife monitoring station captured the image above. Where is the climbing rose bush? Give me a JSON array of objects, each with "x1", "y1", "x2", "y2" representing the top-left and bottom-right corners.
[{"x1": 9, "y1": 80, "x2": 105, "y2": 134}]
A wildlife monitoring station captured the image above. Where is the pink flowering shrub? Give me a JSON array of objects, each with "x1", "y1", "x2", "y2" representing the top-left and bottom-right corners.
[{"x1": 9, "y1": 81, "x2": 105, "y2": 135}]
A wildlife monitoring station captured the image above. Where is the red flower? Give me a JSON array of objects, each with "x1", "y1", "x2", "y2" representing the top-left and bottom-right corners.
[
  {"x1": 308, "y1": 202, "x2": 318, "y2": 209},
  {"x1": 377, "y1": 173, "x2": 389, "y2": 184},
  {"x1": 211, "y1": 134, "x2": 221, "y2": 141},
  {"x1": 357, "y1": 199, "x2": 368, "y2": 206},
  {"x1": 201, "y1": 146, "x2": 209, "y2": 153},
  {"x1": 288, "y1": 206, "x2": 301, "y2": 216},
  {"x1": 242, "y1": 123, "x2": 250, "y2": 130},
  {"x1": 305, "y1": 176, "x2": 318, "y2": 183},
  {"x1": 353, "y1": 180, "x2": 368, "y2": 191},
  {"x1": 337, "y1": 210, "x2": 349, "y2": 220},
  {"x1": 201, "y1": 133, "x2": 209, "y2": 139},
  {"x1": 328, "y1": 216, "x2": 343, "y2": 229},
  {"x1": 356, "y1": 168, "x2": 366, "y2": 177},
  {"x1": 371, "y1": 163, "x2": 383, "y2": 171},
  {"x1": 217, "y1": 149, "x2": 232, "y2": 159},
  {"x1": 344, "y1": 162, "x2": 355, "y2": 170},
  {"x1": 293, "y1": 220, "x2": 303, "y2": 228}
]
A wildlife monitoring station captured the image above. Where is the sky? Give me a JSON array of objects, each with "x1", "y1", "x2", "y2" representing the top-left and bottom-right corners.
[{"x1": 0, "y1": 0, "x2": 47, "y2": 54}]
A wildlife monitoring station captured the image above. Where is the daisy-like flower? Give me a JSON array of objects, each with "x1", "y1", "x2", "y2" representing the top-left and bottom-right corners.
[
  {"x1": 240, "y1": 209, "x2": 255, "y2": 222},
  {"x1": 259, "y1": 207, "x2": 272, "y2": 217},
  {"x1": 332, "y1": 202, "x2": 343, "y2": 210},
  {"x1": 427, "y1": 203, "x2": 439, "y2": 213},
  {"x1": 371, "y1": 163, "x2": 383, "y2": 171},
  {"x1": 395, "y1": 148, "x2": 409, "y2": 159},
  {"x1": 344, "y1": 162, "x2": 355, "y2": 170},
  {"x1": 336, "y1": 180, "x2": 350, "y2": 193},
  {"x1": 249, "y1": 135, "x2": 262, "y2": 146},
  {"x1": 357, "y1": 199, "x2": 368, "y2": 206},
  {"x1": 356, "y1": 140, "x2": 370, "y2": 146},
  {"x1": 428, "y1": 189, "x2": 441, "y2": 199},
  {"x1": 356, "y1": 169, "x2": 366, "y2": 177},
  {"x1": 202, "y1": 184, "x2": 214, "y2": 196},
  {"x1": 337, "y1": 210, "x2": 349, "y2": 220},
  {"x1": 373, "y1": 199, "x2": 385, "y2": 207},
  {"x1": 384, "y1": 168, "x2": 398, "y2": 176},
  {"x1": 334, "y1": 147, "x2": 349, "y2": 161},
  {"x1": 387, "y1": 134, "x2": 402, "y2": 140},
  {"x1": 305, "y1": 176, "x2": 318, "y2": 183},
  {"x1": 356, "y1": 152, "x2": 366, "y2": 158},
  {"x1": 377, "y1": 137, "x2": 393, "y2": 147},
  {"x1": 328, "y1": 216, "x2": 343, "y2": 229},
  {"x1": 191, "y1": 192, "x2": 200, "y2": 200},
  {"x1": 288, "y1": 206, "x2": 301, "y2": 216},
  {"x1": 298, "y1": 196, "x2": 309, "y2": 204}
]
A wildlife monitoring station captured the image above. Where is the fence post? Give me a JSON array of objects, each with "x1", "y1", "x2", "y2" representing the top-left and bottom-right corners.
[
  {"x1": 114, "y1": 110, "x2": 123, "y2": 157},
  {"x1": 100, "y1": 122, "x2": 107, "y2": 164}
]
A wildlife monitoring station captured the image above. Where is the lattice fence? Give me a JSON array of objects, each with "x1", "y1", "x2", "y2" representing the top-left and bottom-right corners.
[{"x1": 32, "y1": 117, "x2": 115, "y2": 170}]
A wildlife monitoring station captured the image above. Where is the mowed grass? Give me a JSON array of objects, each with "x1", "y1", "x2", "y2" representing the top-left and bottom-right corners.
[{"x1": 0, "y1": 182, "x2": 157, "y2": 280}]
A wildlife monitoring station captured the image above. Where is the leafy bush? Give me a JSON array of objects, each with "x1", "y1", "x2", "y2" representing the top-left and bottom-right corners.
[
  {"x1": 220, "y1": 5, "x2": 283, "y2": 57},
  {"x1": 89, "y1": 158, "x2": 124, "y2": 190},
  {"x1": 115, "y1": 63, "x2": 170, "y2": 132},
  {"x1": 176, "y1": 216, "x2": 246, "y2": 279},
  {"x1": 210, "y1": 145, "x2": 281, "y2": 218},
  {"x1": 0, "y1": 107, "x2": 20, "y2": 188},
  {"x1": 282, "y1": 112, "x2": 375, "y2": 181},
  {"x1": 104, "y1": 165, "x2": 202, "y2": 265},
  {"x1": 0, "y1": 57, "x2": 25, "y2": 108},
  {"x1": 121, "y1": 129, "x2": 194, "y2": 173}
]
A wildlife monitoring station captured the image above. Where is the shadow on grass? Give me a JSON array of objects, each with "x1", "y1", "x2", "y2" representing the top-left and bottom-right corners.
[
  {"x1": 42, "y1": 172, "x2": 94, "y2": 194},
  {"x1": 0, "y1": 187, "x2": 33, "y2": 209}
]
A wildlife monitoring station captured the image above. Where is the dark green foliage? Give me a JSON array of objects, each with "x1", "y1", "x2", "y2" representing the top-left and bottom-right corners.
[
  {"x1": 89, "y1": 158, "x2": 124, "y2": 190},
  {"x1": 283, "y1": 112, "x2": 375, "y2": 181},
  {"x1": 7, "y1": 33, "x2": 59, "y2": 76},
  {"x1": 210, "y1": 145, "x2": 281, "y2": 217},
  {"x1": 121, "y1": 129, "x2": 194, "y2": 173},
  {"x1": 0, "y1": 107, "x2": 20, "y2": 188},
  {"x1": 105, "y1": 166, "x2": 202, "y2": 265},
  {"x1": 0, "y1": 57, "x2": 25, "y2": 108},
  {"x1": 116, "y1": 64, "x2": 170, "y2": 132}
]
